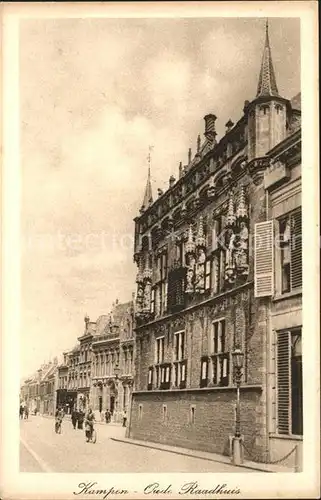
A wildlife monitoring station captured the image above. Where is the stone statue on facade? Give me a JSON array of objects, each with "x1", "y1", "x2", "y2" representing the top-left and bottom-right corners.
[
  {"x1": 225, "y1": 230, "x2": 237, "y2": 282},
  {"x1": 143, "y1": 281, "x2": 152, "y2": 312},
  {"x1": 186, "y1": 254, "x2": 195, "y2": 294},
  {"x1": 195, "y1": 247, "x2": 206, "y2": 293},
  {"x1": 235, "y1": 221, "x2": 249, "y2": 275},
  {"x1": 185, "y1": 225, "x2": 196, "y2": 294}
]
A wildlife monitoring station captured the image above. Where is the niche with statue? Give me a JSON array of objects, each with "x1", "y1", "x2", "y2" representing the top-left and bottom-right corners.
[{"x1": 224, "y1": 186, "x2": 249, "y2": 285}]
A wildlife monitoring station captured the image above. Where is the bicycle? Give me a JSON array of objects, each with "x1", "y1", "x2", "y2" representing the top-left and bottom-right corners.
[{"x1": 85, "y1": 423, "x2": 96, "y2": 443}]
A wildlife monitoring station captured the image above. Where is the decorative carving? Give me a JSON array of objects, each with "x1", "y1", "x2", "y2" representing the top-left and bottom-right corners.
[
  {"x1": 185, "y1": 225, "x2": 196, "y2": 294},
  {"x1": 247, "y1": 157, "x2": 270, "y2": 185},
  {"x1": 207, "y1": 177, "x2": 216, "y2": 199},
  {"x1": 173, "y1": 316, "x2": 185, "y2": 330}
]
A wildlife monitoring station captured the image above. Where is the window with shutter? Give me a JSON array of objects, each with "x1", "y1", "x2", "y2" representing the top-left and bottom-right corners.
[
  {"x1": 290, "y1": 208, "x2": 302, "y2": 290},
  {"x1": 278, "y1": 208, "x2": 302, "y2": 294},
  {"x1": 277, "y1": 328, "x2": 303, "y2": 436},
  {"x1": 254, "y1": 220, "x2": 274, "y2": 297},
  {"x1": 277, "y1": 331, "x2": 290, "y2": 434}
]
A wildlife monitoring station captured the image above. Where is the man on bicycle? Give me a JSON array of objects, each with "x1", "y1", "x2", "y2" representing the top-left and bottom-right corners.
[{"x1": 84, "y1": 408, "x2": 95, "y2": 442}]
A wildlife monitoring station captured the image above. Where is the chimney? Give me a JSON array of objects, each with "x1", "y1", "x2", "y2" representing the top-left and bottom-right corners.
[
  {"x1": 169, "y1": 175, "x2": 176, "y2": 188},
  {"x1": 188, "y1": 148, "x2": 192, "y2": 164},
  {"x1": 225, "y1": 119, "x2": 234, "y2": 133},
  {"x1": 157, "y1": 188, "x2": 163, "y2": 197},
  {"x1": 179, "y1": 162, "x2": 183, "y2": 178},
  {"x1": 197, "y1": 134, "x2": 201, "y2": 153},
  {"x1": 243, "y1": 100, "x2": 250, "y2": 113},
  {"x1": 204, "y1": 114, "x2": 217, "y2": 142},
  {"x1": 115, "y1": 298, "x2": 119, "y2": 305}
]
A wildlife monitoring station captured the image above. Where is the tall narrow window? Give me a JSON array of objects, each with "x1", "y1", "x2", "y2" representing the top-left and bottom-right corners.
[
  {"x1": 163, "y1": 405, "x2": 167, "y2": 422},
  {"x1": 205, "y1": 259, "x2": 212, "y2": 290},
  {"x1": 190, "y1": 406, "x2": 195, "y2": 424},
  {"x1": 277, "y1": 328, "x2": 303, "y2": 436},
  {"x1": 278, "y1": 209, "x2": 302, "y2": 294},
  {"x1": 210, "y1": 319, "x2": 229, "y2": 386},
  {"x1": 200, "y1": 356, "x2": 208, "y2": 387},
  {"x1": 173, "y1": 331, "x2": 187, "y2": 389},
  {"x1": 279, "y1": 217, "x2": 291, "y2": 293}
]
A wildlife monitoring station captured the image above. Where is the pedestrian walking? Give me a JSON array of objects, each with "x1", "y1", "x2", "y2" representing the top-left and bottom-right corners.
[
  {"x1": 24, "y1": 407, "x2": 29, "y2": 419},
  {"x1": 77, "y1": 409, "x2": 84, "y2": 430},
  {"x1": 71, "y1": 408, "x2": 78, "y2": 430},
  {"x1": 19, "y1": 405, "x2": 24, "y2": 419},
  {"x1": 122, "y1": 410, "x2": 127, "y2": 427},
  {"x1": 105, "y1": 409, "x2": 110, "y2": 424}
]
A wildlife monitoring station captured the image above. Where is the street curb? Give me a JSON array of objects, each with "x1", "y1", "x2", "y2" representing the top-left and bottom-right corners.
[{"x1": 110, "y1": 437, "x2": 276, "y2": 473}]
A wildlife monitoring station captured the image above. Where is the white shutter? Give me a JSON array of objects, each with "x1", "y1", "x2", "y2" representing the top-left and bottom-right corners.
[{"x1": 254, "y1": 220, "x2": 274, "y2": 297}]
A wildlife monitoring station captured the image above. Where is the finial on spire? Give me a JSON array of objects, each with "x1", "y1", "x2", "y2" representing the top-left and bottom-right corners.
[
  {"x1": 141, "y1": 146, "x2": 154, "y2": 212},
  {"x1": 256, "y1": 18, "x2": 279, "y2": 98}
]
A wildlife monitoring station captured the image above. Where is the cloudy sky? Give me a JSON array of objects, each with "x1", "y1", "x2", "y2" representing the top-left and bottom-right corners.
[{"x1": 20, "y1": 17, "x2": 300, "y2": 378}]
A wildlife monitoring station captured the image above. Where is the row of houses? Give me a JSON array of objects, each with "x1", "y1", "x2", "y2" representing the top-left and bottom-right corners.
[{"x1": 20, "y1": 299, "x2": 135, "y2": 422}]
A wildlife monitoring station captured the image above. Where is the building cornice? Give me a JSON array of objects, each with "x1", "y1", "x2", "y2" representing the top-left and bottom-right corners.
[
  {"x1": 135, "y1": 121, "x2": 248, "y2": 226},
  {"x1": 133, "y1": 384, "x2": 262, "y2": 395},
  {"x1": 267, "y1": 129, "x2": 301, "y2": 163}
]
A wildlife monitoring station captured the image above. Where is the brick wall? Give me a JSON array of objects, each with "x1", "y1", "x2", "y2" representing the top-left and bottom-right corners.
[{"x1": 129, "y1": 387, "x2": 264, "y2": 459}]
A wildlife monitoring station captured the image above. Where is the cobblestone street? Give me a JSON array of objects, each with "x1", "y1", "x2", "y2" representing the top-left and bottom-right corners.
[{"x1": 20, "y1": 416, "x2": 253, "y2": 473}]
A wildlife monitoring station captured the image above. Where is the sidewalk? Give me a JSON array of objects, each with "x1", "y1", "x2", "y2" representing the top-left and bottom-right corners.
[{"x1": 111, "y1": 436, "x2": 293, "y2": 473}]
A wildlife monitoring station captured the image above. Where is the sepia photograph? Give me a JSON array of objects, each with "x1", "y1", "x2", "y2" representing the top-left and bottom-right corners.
[{"x1": 1, "y1": 1, "x2": 319, "y2": 499}]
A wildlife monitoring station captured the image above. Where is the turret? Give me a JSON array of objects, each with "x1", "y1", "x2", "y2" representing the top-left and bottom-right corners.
[{"x1": 247, "y1": 20, "x2": 289, "y2": 160}]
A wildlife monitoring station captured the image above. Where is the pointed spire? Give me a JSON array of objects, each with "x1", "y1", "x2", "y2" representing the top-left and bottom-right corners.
[
  {"x1": 226, "y1": 194, "x2": 236, "y2": 228},
  {"x1": 185, "y1": 225, "x2": 196, "y2": 255},
  {"x1": 141, "y1": 146, "x2": 154, "y2": 211},
  {"x1": 256, "y1": 19, "x2": 279, "y2": 98},
  {"x1": 236, "y1": 185, "x2": 248, "y2": 220},
  {"x1": 196, "y1": 216, "x2": 206, "y2": 248}
]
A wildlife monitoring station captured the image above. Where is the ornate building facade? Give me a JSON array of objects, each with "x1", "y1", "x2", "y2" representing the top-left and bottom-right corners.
[
  {"x1": 128, "y1": 24, "x2": 302, "y2": 467},
  {"x1": 21, "y1": 359, "x2": 58, "y2": 415},
  {"x1": 90, "y1": 299, "x2": 135, "y2": 422}
]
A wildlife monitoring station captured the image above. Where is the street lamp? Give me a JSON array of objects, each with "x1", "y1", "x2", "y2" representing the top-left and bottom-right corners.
[{"x1": 232, "y1": 347, "x2": 244, "y2": 465}]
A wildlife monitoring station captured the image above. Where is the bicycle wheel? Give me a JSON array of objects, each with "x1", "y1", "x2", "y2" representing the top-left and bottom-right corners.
[{"x1": 91, "y1": 429, "x2": 97, "y2": 443}]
